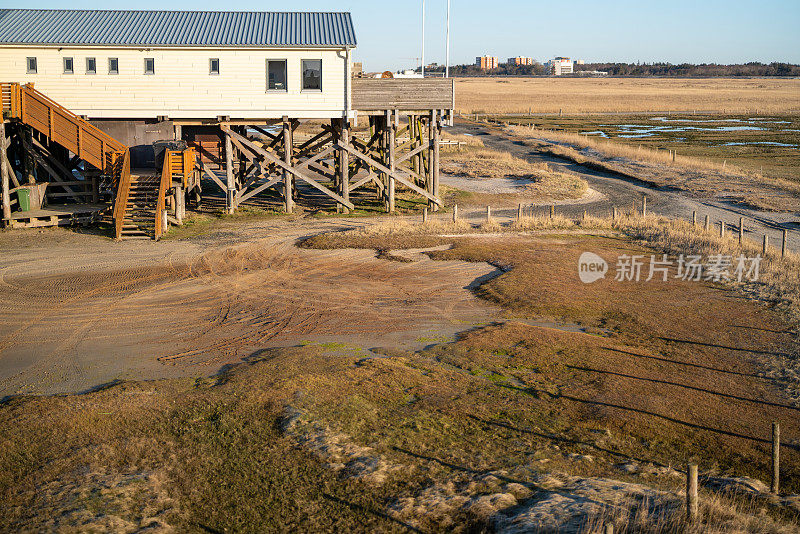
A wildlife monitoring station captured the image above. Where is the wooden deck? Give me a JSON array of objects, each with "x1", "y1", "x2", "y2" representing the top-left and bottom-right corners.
[{"x1": 9, "y1": 203, "x2": 108, "y2": 229}]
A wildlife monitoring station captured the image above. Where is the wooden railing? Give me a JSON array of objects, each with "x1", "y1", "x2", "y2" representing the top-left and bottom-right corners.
[
  {"x1": 154, "y1": 151, "x2": 173, "y2": 241},
  {"x1": 0, "y1": 82, "x2": 131, "y2": 237},
  {"x1": 112, "y1": 150, "x2": 131, "y2": 239},
  {"x1": 1, "y1": 83, "x2": 127, "y2": 172}
]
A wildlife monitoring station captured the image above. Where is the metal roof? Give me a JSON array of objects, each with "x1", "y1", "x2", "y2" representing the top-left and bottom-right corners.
[{"x1": 0, "y1": 9, "x2": 357, "y2": 48}]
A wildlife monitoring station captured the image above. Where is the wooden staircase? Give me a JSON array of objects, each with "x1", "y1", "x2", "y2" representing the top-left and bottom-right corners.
[
  {"x1": 1, "y1": 82, "x2": 131, "y2": 237},
  {"x1": 119, "y1": 174, "x2": 161, "y2": 239}
]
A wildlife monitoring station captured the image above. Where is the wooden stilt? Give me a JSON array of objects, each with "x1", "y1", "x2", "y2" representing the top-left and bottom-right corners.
[
  {"x1": 223, "y1": 126, "x2": 235, "y2": 214},
  {"x1": 282, "y1": 116, "x2": 294, "y2": 214},
  {"x1": 387, "y1": 110, "x2": 396, "y2": 213},
  {"x1": 1, "y1": 122, "x2": 10, "y2": 224},
  {"x1": 340, "y1": 119, "x2": 350, "y2": 213},
  {"x1": 23, "y1": 126, "x2": 35, "y2": 184},
  {"x1": 174, "y1": 185, "x2": 184, "y2": 225},
  {"x1": 432, "y1": 110, "x2": 441, "y2": 211},
  {"x1": 410, "y1": 115, "x2": 418, "y2": 179}
]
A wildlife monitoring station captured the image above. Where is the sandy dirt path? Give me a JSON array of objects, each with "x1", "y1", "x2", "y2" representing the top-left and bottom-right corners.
[{"x1": 0, "y1": 218, "x2": 501, "y2": 396}]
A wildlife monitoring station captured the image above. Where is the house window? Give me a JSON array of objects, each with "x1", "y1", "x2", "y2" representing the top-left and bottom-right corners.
[
  {"x1": 26, "y1": 57, "x2": 37, "y2": 74},
  {"x1": 108, "y1": 58, "x2": 119, "y2": 75},
  {"x1": 209, "y1": 58, "x2": 220, "y2": 75},
  {"x1": 302, "y1": 59, "x2": 322, "y2": 91},
  {"x1": 144, "y1": 58, "x2": 155, "y2": 75},
  {"x1": 267, "y1": 60, "x2": 287, "y2": 91},
  {"x1": 86, "y1": 57, "x2": 96, "y2": 74},
  {"x1": 63, "y1": 57, "x2": 74, "y2": 74}
]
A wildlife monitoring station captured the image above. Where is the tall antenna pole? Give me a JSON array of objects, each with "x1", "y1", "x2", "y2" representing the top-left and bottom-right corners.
[
  {"x1": 445, "y1": 0, "x2": 450, "y2": 78},
  {"x1": 421, "y1": 0, "x2": 425, "y2": 77}
]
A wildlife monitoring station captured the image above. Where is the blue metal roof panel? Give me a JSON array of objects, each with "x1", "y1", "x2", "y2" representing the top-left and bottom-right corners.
[{"x1": 0, "y1": 9, "x2": 357, "y2": 47}]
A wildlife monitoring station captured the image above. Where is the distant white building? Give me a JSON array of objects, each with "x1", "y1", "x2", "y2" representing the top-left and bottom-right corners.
[{"x1": 546, "y1": 57, "x2": 574, "y2": 76}]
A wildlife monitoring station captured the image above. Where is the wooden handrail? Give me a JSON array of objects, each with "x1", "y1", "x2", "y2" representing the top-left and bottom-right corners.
[
  {"x1": 154, "y1": 150, "x2": 173, "y2": 240},
  {"x1": 112, "y1": 150, "x2": 131, "y2": 239},
  {"x1": 1, "y1": 82, "x2": 126, "y2": 171}
]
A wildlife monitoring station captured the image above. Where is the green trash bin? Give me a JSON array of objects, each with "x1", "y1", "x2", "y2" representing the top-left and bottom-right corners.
[{"x1": 17, "y1": 188, "x2": 31, "y2": 212}]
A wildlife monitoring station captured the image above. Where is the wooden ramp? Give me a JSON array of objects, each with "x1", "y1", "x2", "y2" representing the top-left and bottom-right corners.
[{"x1": 1, "y1": 82, "x2": 131, "y2": 237}]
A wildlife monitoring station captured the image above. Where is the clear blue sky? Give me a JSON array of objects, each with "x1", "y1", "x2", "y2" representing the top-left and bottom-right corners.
[{"x1": 9, "y1": 0, "x2": 800, "y2": 70}]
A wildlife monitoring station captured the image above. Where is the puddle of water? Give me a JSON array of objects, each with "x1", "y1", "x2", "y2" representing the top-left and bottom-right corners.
[
  {"x1": 722, "y1": 141, "x2": 799, "y2": 149},
  {"x1": 580, "y1": 131, "x2": 609, "y2": 138}
]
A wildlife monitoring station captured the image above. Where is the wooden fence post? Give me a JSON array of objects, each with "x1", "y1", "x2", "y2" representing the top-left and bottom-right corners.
[
  {"x1": 550, "y1": 205, "x2": 555, "y2": 219},
  {"x1": 687, "y1": 463, "x2": 698, "y2": 522},
  {"x1": 613, "y1": 207, "x2": 618, "y2": 220},
  {"x1": 782, "y1": 229, "x2": 788, "y2": 258},
  {"x1": 719, "y1": 221, "x2": 725, "y2": 238},
  {"x1": 642, "y1": 195, "x2": 647, "y2": 217},
  {"x1": 763, "y1": 234, "x2": 769, "y2": 255},
  {"x1": 453, "y1": 203, "x2": 458, "y2": 223},
  {"x1": 422, "y1": 207, "x2": 428, "y2": 223},
  {"x1": 772, "y1": 422, "x2": 780, "y2": 494},
  {"x1": 739, "y1": 217, "x2": 744, "y2": 245},
  {"x1": 517, "y1": 203, "x2": 523, "y2": 221},
  {"x1": 486, "y1": 205, "x2": 491, "y2": 221},
  {"x1": 692, "y1": 211, "x2": 697, "y2": 227}
]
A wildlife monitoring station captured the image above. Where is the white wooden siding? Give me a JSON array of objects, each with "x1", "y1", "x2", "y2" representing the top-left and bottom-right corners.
[{"x1": 0, "y1": 46, "x2": 352, "y2": 119}]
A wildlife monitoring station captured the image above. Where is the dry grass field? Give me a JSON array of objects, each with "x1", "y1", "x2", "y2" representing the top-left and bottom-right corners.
[
  {"x1": 455, "y1": 77, "x2": 800, "y2": 115},
  {"x1": 2, "y1": 217, "x2": 799, "y2": 532}
]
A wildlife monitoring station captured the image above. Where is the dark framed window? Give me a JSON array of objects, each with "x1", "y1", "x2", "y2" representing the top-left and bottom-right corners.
[
  {"x1": 63, "y1": 57, "x2": 74, "y2": 74},
  {"x1": 144, "y1": 58, "x2": 155, "y2": 75},
  {"x1": 26, "y1": 57, "x2": 37, "y2": 74},
  {"x1": 302, "y1": 59, "x2": 322, "y2": 91},
  {"x1": 209, "y1": 58, "x2": 220, "y2": 75},
  {"x1": 267, "y1": 60, "x2": 287, "y2": 91},
  {"x1": 108, "y1": 58, "x2": 119, "y2": 75},
  {"x1": 86, "y1": 57, "x2": 96, "y2": 74}
]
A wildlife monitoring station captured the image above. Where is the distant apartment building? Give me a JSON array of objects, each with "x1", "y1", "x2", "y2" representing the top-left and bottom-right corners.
[
  {"x1": 575, "y1": 59, "x2": 585, "y2": 65},
  {"x1": 546, "y1": 57, "x2": 574, "y2": 75},
  {"x1": 476, "y1": 56, "x2": 499, "y2": 70},
  {"x1": 507, "y1": 56, "x2": 533, "y2": 66}
]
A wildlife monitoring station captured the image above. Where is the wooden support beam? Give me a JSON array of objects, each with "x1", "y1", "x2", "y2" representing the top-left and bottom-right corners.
[
  {"x1": 1, "y1": 122, "x2": 10, "y2": 223},
  {"x1": 295, "y1": 145, "x2": 337, "y2": 171},
  {"x1": 238, "y1": 176, "x2": 282, "y2": 203},
  {"x1": 432, "y1": 110, "x2": 441, "y2": 212},
  {"x1": 395, "y1": 141, "x2": 432, "y2": 166},
  {"x1": 222, "y1": 126, "x2": 354, "y2": 210},
  {"x1": 349, "y1": 171, "x2": 377, "y2": 192},
  {"x1": 22, "y1": 139, "x2": 83, "y2": 200},
  {"x1": 336, "y1": 142, "x2": 441, "y2": 206},
  {"x1": 387, "y1": 110, "x2": 396, "y2": 213},
  {"x1": 282, "y1": 117, "x2": 294, "y2": 213},
  {"x1": 22, "y1": 126, "x2": 35, "y2": 184},
  {"x1": 340, "y1": 120, "x2": 350, "y2": 212},
  {"x1": 200, "y1": 160, "x2": 228, "y2": 193},
  {"x1": 250, "y1": 125, "x2": 279, "y2": 141},
  {"x1": 223, "y1": 127, "x2": 236, "y2": 213}
]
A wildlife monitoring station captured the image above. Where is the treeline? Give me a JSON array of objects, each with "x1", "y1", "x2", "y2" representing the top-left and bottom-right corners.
[
  {"x1": 423, "y1": 62, "x2": 799, "y2": 77},
  {"x1": 574, "y1": 62, "x2": 800, "y2": 77},
  {"x1": 425, "y1": 64, "x2": 547, "y2": 76}
]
